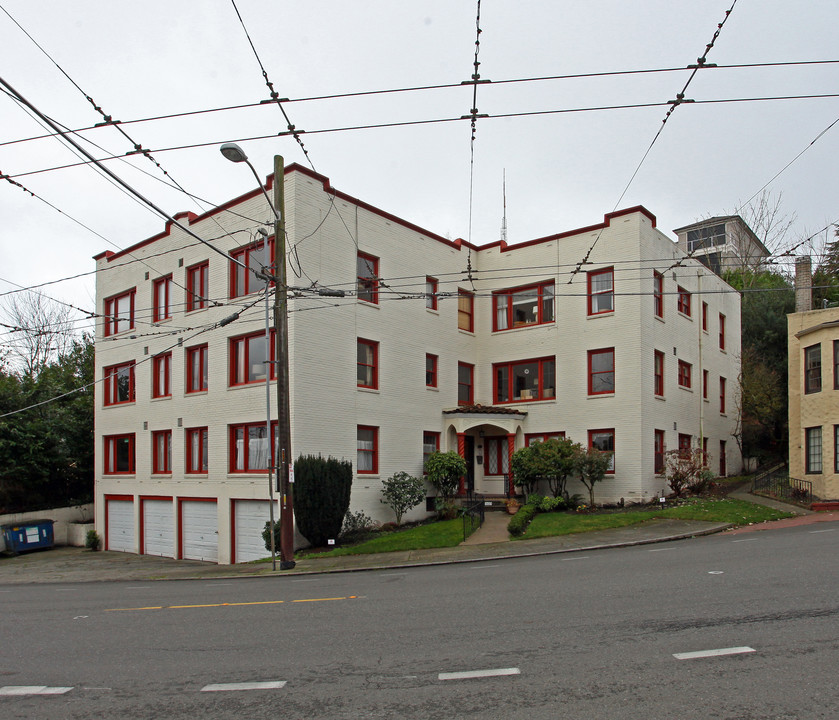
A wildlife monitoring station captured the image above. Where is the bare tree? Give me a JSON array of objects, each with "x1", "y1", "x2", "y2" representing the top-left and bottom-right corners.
[
  {"x1": 0, "y1": 291, "x2": 75, "y2": 377},
  {"x1": 737, "y1": 190, "x2": 798, "y2": 258}
]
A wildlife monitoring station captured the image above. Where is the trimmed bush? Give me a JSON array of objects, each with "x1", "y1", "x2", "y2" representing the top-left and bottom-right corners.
[
  {"x1": 507, "y1": 503, "x2": 538, "y2": 537},
  {"x1": 294, "y1": 454, "x2": 353, "y2": 547}
]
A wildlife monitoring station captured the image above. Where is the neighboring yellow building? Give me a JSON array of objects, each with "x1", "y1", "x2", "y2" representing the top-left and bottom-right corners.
[{"x1": 788, "y1": 305, "x2": 839, "y2": 499}]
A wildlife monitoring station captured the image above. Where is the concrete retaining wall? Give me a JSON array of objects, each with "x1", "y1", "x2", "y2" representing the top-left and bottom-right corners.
[{"x1": 0, "y1": 504, "x2": 94, "y2": 551}]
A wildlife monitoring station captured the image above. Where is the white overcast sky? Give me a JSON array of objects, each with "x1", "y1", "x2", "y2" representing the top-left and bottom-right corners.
[{"x1": 1, "y1": 0, "x2": 837, "y2": 330}]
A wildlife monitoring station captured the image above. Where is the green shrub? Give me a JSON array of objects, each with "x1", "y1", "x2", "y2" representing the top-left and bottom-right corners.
[
  {"x1": 425, "y1": 451, "x2": 467, "y2": 500},
  {"x1": 262, "y1": 520, "x2": 281, "y2": 553},
  {"x1": 341, "y1": 509, "x2": 377, "y2": 539},
  {"x1": 85, "y1": 529, "x2": 101, "y2": 551},
  {"x1": 380, "y1": 471, "x2": 426, "y2": 525},
  {"x1": 538, "y1": 495, "x2": 567, "y2": 512},
  {"x1": 294, "y1": 454, "x2": 353, "y2": 547},
  {"x1": 507, "y1": 503, "x2": 538, "y2": 537}
]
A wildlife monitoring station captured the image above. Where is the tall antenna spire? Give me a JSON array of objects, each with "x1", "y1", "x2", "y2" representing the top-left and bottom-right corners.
[{"x1": 500, "y1": 168, "x2": 508, "y2": 244}]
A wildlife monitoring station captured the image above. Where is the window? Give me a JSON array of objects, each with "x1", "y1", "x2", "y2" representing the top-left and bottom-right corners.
[
  {"x1": 654, "y1": 429, "x2": 665, "y2": 474},
  {"x1": 834, "y1": 341, "x2": 839, "y2": 390},
  {"x1": 525, "y1": 432, "x2": 565, "y2": 446},
  {"x1": 835, "y1": 425, "x2": 839, "y2": 474},
  {"x1": 152, "y1": 430, "x2": 172, "y2": 474},
  {"x1": 653, "y1": 272, "x2": 664, "y2": 319},
  {"x1": 186, "y1": 344, "x2": 208, "y2": 393},
  {"x1": 152, "y1": 352, "x2": 171, "y2": 399},
  {"x1": 230, "y1": 331, "x2": 275, "y2": 386},
  {"x1": 678, "y1": 360, "x2": 692, "y2": 389},
  {"x1": 720, "y1": 377, "x2": 726, "y2": 413},
  {"x1": 422, "y1": 431, "x2": 440, "y2": 471},
  {"x1": 230, "y1": 421, "x2": 276, "y2": 473},
  {"x1": 493, "y1": 281, "x2": 554, "y2": 331},
  {"x1": 103, "y1": 362, "x2": 135, "y2": 406},
  {"x1": 687, "y1": 223, "x2": 726, "y2": 253},
  {"x1": 654, "y1": 351, "x2": 664, "y2": 396},
  {"x1": 186, "y1": 427, "x2": 208, "y2": 474},
  {"x1": 426, "y1": 354, "x2": 438, "y2": 388},
  {"x1": 357, "y1": 426, "x2": 378, "y2": 474},
  {"x1": 104, "y1": 434, "x2": 135, "y2": 474},
  {"x1": 426, "y1": 277, "x2": 438, "y2": 310},
  {"x1": 357, "y1": 251, "x2": 379, "y2": 304},
  {"x1": 357, "y1": 339, "x2": 378, "y2": 389},
  {"x1": 587, "y1": 268, "x2": 614, "y2": 316},
  {"x1": 494, "y1": 357, "x2": 556, "y2": 403},
  {"x1": 719, "y1": 440, "x2": 727, "y2": 477},
  {"x1": 703, "y1": 369, "x2": 709, "y2": 400},
  {"x1": 152, "y1": 275, "x2": 172, "y2": 322},
  {"x1": 588, "y1": 348, "x2": 615, "y2": 395},
  {"x1": 458, "y1": 290, "x2": 474, "y2": 332},
  {"x1": 231, "y1": 238, "x2": 273, "y2": 298},
  {"x1": 486, "y1": 436, "x2": 510, "y2": 476},
  {"x1": 677, "y1": 286, "x2": 691, "y2": 316},
  {"x1": 186, "y1": 261, "x2": 209, "y2": 312},
  {"x1": 589, "y1": 429, "x2": 615, "y2": 473},
  {"x1": 805, "y1": 426, "x2": 822, "y2": 474},
  {"x1": 458, "y1": 362, "x2": 474, "y2": 405},
  {"x1": 104, "y1": 288, "x2": 135, "y2": 336},
  {"x1": 701, "y1": 302, "x2": 708, "y2": 331},
  {"x1": 678, "y1": 433, "x2": 692, "y2": 456},
  {"x1": 805, "y1": 344, "x2": 821, "y2": 394},
  {"x1": 719, "y1": 313, "x2": 726, "y2": 350}
]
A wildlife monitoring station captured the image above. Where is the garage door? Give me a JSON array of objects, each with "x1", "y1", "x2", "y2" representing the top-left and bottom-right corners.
[
  {"x1": 233, "y1": 500, "x2": 276, "y2": 563},
  {"x1": 181, "y1": 500, "x2": 218, "y2": 562},
  {"x1": 107, "y1": 499, "x2": 134, "y2": 553},
  {"x1": 142, "y1": 499, "x2": 174, "y2": 558}
]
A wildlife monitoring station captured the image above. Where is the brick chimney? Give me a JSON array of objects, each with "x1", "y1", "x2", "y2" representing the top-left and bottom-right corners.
[{"x1": 795, "y1": 256, "x2": 812, "y2": 312}]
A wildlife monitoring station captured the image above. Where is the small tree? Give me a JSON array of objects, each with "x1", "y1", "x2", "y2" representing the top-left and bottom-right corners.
[
  {"x1": 381, "y1": 471, "x2": 425, "y2": 525},
  {"x1": 293, "y1": 454, "x2": 353, "y2": 546},
  {"x1": 511, "y1": 437, "x2": 582, "y2": 498},
  {"x1": 664, "y1": 448, "x2": 711, "y2": 498},
  {"x1": 424, "y1": 451, "x2": 466, "y2": 500},
  {"x1": 576, "y1": 447, "x2": 612, "y2": 507}
]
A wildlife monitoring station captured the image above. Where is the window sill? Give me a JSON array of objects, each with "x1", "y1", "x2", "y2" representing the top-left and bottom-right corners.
[
  {"x1": 151, "y1": 473, "x2": 173, "y2": 478},
  {"x1": 185, "y1": 390, "x2": 208, "y2": 396},
  {"x1": 358, "y1": 300, "x2": 380, "y2": 308},
  {"x1": 426, "y1": 308, "x2": 439, "y2": 315},
  {"x1": 103, "y1": 402, "x2": 135, "y2": 409},
  {"x1": 151, "y1": 395, "x2": 172, "y2": 401},
  {"x1": 587, "y1": 392, "x2": 614, "y2": 399},
  {"x1": 678, "y1": 312, "x2": 693, "y2": 321},
  {"x1": 654, "y1": 394, "x2": 665, "y2": 401},
  {"x1": 678, "y1": 385, "x2": 693, "y2": 393},
  {"x1": 185, "y1": 473, "x2": 209, "y2": 478},
  {"x1": 494, "y1": 398, "x2": 556, "y2": 406},
  {"x1": 586, "y1": 311, "x2": 614, "y2": 320},
  {"x1": 426, "y1": 386, "x2": 439, "y2": 392},
  {"x1": 654, "y1": 315, "x2": 665, "y2": 324},
  {"x1": 493, "y1": 322, "x2": 555, "y2": 333},
  {"x1": 230, "y1": 381, "x2": 273, "y2": 390},
  {"x1": 357, "y1": 386, "x2": 380, "y2": 394},
  {"x1": 458, "y1": 328, "x2": 475, "y2": 336}
]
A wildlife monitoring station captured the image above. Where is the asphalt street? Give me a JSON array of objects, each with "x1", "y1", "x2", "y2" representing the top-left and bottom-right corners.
[{"x1": 2, "y1": 522, "x2": 837, "y2": 719}]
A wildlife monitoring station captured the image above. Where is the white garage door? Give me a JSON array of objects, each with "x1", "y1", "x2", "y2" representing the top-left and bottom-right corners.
[
  {"x1": 143, "y1": 499, "x2": 174, "y2": 558},
  {"x1": 107, "y1": 499, "x2": 134, "y2": 553},
  {"x1": 233, "y1": 500, "x2": 277, "y2": 564},
  {"x1": 181, "y1": 500, "x2": 218, "y2": 562}
]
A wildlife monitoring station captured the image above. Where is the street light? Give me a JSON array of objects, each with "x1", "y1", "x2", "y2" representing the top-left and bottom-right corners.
[{"x1": 221, "y1": 142, "x2": 296, "y2": 570}]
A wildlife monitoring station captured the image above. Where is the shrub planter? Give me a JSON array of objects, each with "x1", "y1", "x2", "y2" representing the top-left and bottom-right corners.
[{"x1": 67, "y1": 522, "x2": 95, "y2": 547}]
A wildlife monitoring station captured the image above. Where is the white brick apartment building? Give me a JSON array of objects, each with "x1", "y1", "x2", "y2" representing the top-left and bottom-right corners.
[{"x1": 94, "y1": 164, "x2": 742, "y2": 564}]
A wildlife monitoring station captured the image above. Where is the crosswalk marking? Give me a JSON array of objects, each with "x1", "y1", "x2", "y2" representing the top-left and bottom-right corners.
[
  {"x1": 201, "y1": 681, "x2": 287, "y2": 692},
  {"x1": 0, "y1": 686, "x2": 73, "y2": 696},
  {"x1": 673, "y1": 646, "x2": 755, "y2": 660},
  {"x1": 439, "y1": 668, "x2": 520, "y2": 681}
]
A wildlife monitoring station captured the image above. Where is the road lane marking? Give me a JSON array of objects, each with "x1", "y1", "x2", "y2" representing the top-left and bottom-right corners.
[
  {"x1": 468, "y1": 565, "x2": 501, "y2": 570},
  {"x1": 0, "y1": 686, "x2": 73, "y2": 695},
  {"x1": 439, "y1": 668, "x2": 520, "y2": 681},
  {"x1": 708, "y1": 571, "x2": 725, "y2": 574},
  {"x1": 126, "y1": 586, "x2": 151, "y2": 589},
  {"x1": 673, "y1": 647, "x2": 755, "y2": 660},
  {"x1": 561, "y1": 556, "x2": 590, "y2": 561},
  {"x1": 201, "y1": 681, "x2": 286, "y2": 692},
  {"x1": 648, "y1": 548, "x2": 676, "y2": 552},
  {"x1": 106, "y1": 595, "x2": 359, "y2": 612},
  {"x1": 809, "y1": 529, "x2": 835, "y2": 534},
  {"x1": 731, "y1": 539, "x2": 757, "y2": 543}
]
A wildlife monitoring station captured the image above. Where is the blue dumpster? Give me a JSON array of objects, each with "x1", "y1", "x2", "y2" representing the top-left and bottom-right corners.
[{"x1": 2, "y1": 519, "x2": 55, "y2": 554}]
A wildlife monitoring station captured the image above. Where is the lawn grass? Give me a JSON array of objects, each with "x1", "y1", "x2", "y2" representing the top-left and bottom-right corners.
[
  {"x1": 519, "y1": 498, "x2": 793, "y2": 540},
  {"x1": 299, "y1": 518, "x2": 467, "y2": 557}
]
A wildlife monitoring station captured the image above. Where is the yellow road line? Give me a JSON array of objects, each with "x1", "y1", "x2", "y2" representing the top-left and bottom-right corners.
[{"x1": 106, "y1": 595, "x2": 359, "y2": 612}]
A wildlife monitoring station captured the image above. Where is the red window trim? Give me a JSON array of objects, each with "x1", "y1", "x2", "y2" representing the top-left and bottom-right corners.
[
  {"x1": 678, "y1": 359, "x2": 692, "y2": 389},
  {"x1": 493, "y1": 357, "x2": 556, "y2": 404},
  {"x1": 654, "y1": 429, "x2": 665, "y2": 474},
  {"x1": 186, "y1": 261, "x2": 209, "y2": 312},
  {"x1": 701, "y1": 301, "x2": 708, "y2": 331},
  {"x1": 653, "y1": 350, "x2": 664, "y2": 397},
  {"x1": 588, "y1": 428, "x2": 615, "y2": 474},
  {"x1": 103, "y1": 433, "x2": 135, "y2": 475},
  {"x1": 230, "y1": 330, "x2": 277, "y2": 387},
  {"x1": 587, "y1": 267, "x2": 614, "y2": 316},
  {"x1": 103, "y1": 288, "x2": 136, "y2": 337},
  {"x1": 703, "y1": 369, "x2": 709, "y2": 399},
  {"x1": 458, "y1": 362, "x2": 474, "y2": 405},
  {"x1": 152, "y1": 274, "x2": 172, "y2": 323},
  {"x1": 186, "y1": 343, "x2": 209, "y2": 393},
  {"x1": 426, "y1": 353, "x2": 438, "y2": 388},
  {"x1": 230, "y1": 239, "x2": 274, "y2": 299},
  {"x1": 229, "y1": 421, "x2": 277, "y2": 473},
  {"x1": 185, "y1": 426, "x2": 208, "y2": 474},
  {"x1": 835, "y1": 340, "x2": 839, "y2": 391},
  {"x1": 804, "y1": 344, "x2": 821, "y2": 394},
  {"x1": 357, "y1": 338, "x2": 379, "y2": 389},
  {"x1": 458, "y1": 289, "x2": 474, "y2": 332},
  {"x1": 720, "y1": 376, "x2": 726, "y2": 413},
  {"x1": 357, "y1": 425, "x2": 379, "y2": 474},
  {"x1": 422, "y1": 431, "x2": 440, "y2": 473},
  {"x1": 151, "y1": 430, "x2": 172, "y2": 474},
  {"x1": 426, "y1": 277, "x2": 438, "y2": 311},
  {"x1": 492, "y1": 281, "x2": 555, "y2": 331},
  {"x1": 152, "y1": 352, "x2": 172, "y2": 399},
  {"x1": 719, "y1": 313, "x2": 726, "y2": 350},
  {"x1": 677, "y1": 286, "x2": 691, "y2": 317},
  {"x1": 653, "y1": 271, "x2": 664, "y2": 319},
  {"x1": 525, "y1": 432, "x2": 565, "y2": 446},
  {"x1": 484, "y1": 436, "x2": 511, "y2": 476},
  {"x1": 357, "y1": 251, "x2": 379, "y2": 304},
  {"x1": 719, "y1": 439, "x2": 727, "y2": 477},
  {"x1": 678, "y1": 433, "x2": 692, "y2": 455},
  {"x1": 103, "y1": 361, "x2": 135, "y2": 406},
  {"x1": 587, "y1": 347, "x2": 615, "y2": 396}
]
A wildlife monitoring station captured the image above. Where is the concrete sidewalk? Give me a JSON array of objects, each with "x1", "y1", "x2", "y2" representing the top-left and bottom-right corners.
[{"x1": 0, "y1": 489, "x2": 828, "y2": 586}]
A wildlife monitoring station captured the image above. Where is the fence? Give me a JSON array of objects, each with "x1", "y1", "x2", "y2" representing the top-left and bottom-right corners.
[
  {"x1": 461, "y1": 499, "x2": 485, "y2": 541},
  {"x1": 751, "y1": 464, "x2": 813, "y2": 505}
]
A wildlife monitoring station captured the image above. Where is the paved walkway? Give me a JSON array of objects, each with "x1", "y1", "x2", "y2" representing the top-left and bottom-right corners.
[{"x1": 0, "y1": 488, "x2": 833, "y2": 586}]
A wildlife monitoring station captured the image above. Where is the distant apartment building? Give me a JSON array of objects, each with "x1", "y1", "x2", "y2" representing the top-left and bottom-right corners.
[
  {"x1": 674, "y1": 216, "x2": 769, "y2": 276},
  {"x1": 94, "y1": 164, "x2": 742, "y2": 563}
]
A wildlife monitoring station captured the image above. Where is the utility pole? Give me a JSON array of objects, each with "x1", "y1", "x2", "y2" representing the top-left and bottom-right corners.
[{"x1": 274, "y1": 155, "x2": 296, "y2": 570}]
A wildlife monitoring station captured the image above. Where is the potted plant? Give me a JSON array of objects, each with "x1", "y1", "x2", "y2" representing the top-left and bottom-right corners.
[{"x1": 505, "y1": 498, "x2": 520, "y2": 515}]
